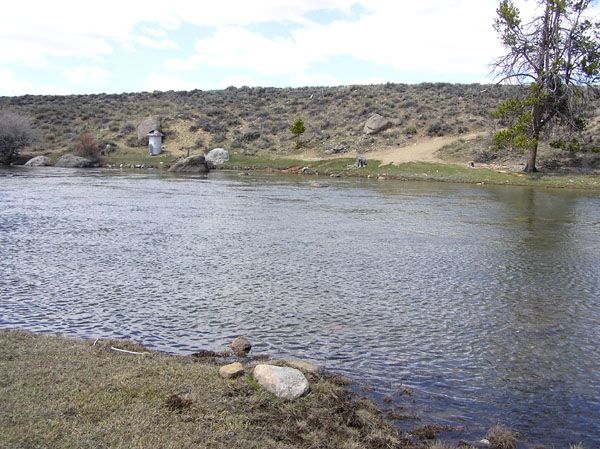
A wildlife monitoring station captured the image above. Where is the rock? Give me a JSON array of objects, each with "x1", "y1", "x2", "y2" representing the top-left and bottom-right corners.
[
  {"x1": 55, "y1": 154, "x2": 96, "y2": 168},
  {"x1": 168, "y1": 155, "x2": 210, "y2": 173},
  {"x1": 219, "y1": 362, "x2": 245, "y2": 379},
  {"x1": 231, "y1": 336, "x2": 252, "y2": 357},
  {"x1": 284, "y1": 359, "x2": 321, "y2": 374},
  {"x1": 363, "y1": 113, "x2": 394, "y2": 135},
  {"x1": 205, "y1": 148, "x2": 229, "y2": 166},
  {"x1": 300, "y1": 167, "x2": 317, "y2": 175},
  {"x1": 253, "y1": 364, "x2": 310, "y2": 400},
  {"x1": 24, "y1": 156, "x2": 51, "y2": 167},
  {"x1": 354, "y1": 155, "x2": 367, "y2": 168},
  {"x1": 137, "y1": 116, "x2": 161, "y2": 143},
  {"x1": 324, "y1": 141, "x2": 349, "y2": 155}
]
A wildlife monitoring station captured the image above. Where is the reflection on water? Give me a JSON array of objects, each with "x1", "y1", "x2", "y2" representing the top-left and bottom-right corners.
[{"x1": 1, "y1": 167, "x2": 599, "y2": 447}]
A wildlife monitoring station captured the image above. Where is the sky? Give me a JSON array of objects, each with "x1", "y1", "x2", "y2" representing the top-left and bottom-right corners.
[{"x1": 0, "y1": 0, "x2": 596, "y2": 96}]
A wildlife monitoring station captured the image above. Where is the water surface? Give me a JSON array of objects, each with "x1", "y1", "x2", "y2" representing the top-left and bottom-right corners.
[{"x1": 1, "y1": 168, "x2": 599, "y2": 447}]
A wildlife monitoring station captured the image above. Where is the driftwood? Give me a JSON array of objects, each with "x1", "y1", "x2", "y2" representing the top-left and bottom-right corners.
[
  {"x1": 91, "y1": 338, "x2": 149, "y2": 355},
  {"x1": 110, "y1": 346, "x2": 150, "y2": 355}
]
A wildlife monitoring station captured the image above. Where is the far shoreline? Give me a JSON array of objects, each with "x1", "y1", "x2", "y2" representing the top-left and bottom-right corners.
[{"x1": 6, "y1": 152, "x2": 600, "y2": 191}]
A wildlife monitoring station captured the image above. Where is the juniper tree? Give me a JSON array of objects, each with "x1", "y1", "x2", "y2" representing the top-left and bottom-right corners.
[
  {"x1": 290, "y1": 118, "x2": 306, "y2": 148},
  {"x1": 492, "y1": 0, "x2": 599, "y2": 172}
]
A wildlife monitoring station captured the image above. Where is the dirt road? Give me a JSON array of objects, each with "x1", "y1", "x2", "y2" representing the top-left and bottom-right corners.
[{"x1": 366, "y1": 132, "x2": 483, "y2": 164}]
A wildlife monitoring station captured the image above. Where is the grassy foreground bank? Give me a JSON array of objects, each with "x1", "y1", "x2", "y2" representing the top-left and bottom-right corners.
[
  {"x1": 222, "y1": 155, "x2": 600, "y2": 190},
  {"x1": 0, "y1": 329, "x2": 418, "y2": 449}
]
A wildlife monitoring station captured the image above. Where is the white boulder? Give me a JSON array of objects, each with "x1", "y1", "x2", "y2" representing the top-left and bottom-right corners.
[
  {"x1": 24, "y1": 156, "x2": 51, "y2": 167},
  {"x1": 205, "y1": 148, "x2": 229, "y2": 166},
  {"x1": 253, "y1": 364, "x2": 309, "y2": 400}
]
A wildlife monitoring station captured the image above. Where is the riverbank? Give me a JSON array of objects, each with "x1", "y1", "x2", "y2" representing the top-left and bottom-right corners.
[
  {"x1": 0, "y1": 329, "x2": 430, "y2": 449},
  {"x1": 219, "y1": 154, "x2": 600, "y2": 190},
  {"x1": 95, "y1": 151, "x2": 600, "y2": 190}
]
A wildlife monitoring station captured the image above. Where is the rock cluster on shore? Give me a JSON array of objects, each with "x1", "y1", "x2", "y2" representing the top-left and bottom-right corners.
[{"x1": 216, "y1": 336, "x2": 314, "y2": 401}]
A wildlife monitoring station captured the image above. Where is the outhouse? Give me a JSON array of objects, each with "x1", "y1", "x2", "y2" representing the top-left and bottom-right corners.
[{"x1": 147, "y1": 130, "x2": 164, "y2": 156}]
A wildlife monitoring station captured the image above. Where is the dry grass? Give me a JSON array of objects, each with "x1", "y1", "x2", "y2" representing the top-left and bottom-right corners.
[
  {"x1": 0, "y1": 329, "x2": 417, "y2": 449},
  {"x1": 486, "y1": 425, "x2": 517, "y2": 449},
  {"x1": 425, "y1": 442, "x2": 454, "y2": 449},
  {"x1": 2, "y1": 83, "x2": 592, "y2": 157}
]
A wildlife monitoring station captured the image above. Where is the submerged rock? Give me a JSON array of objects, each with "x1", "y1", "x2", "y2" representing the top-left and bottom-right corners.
[
  {"x1": 253, "y1": 364, "x2": 309, "y2": 400},
  {"x1": 168, "y1": 155, "x2": 210, "y2": 173},
  {"x1": 283, "y1": 359, "x2": 321, "y2": 374},
  {"x1": 231, "y1": 336, "x2": 252, "y2": 357},
  {"x1": 24, "y1": 156, "x2": 51, "y2": 167},
  {"x1": 55, "y1": 154, "x2": 96, "y2": 168}
]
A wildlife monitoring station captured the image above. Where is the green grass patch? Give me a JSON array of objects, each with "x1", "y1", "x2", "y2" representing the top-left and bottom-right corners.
[
  {"x1": 102, "y1": 150, "x2": 176, "y2": 167},
  {"x1": 0, "y1": 330, "x2": 411, "y2": 449},
  {"x1": 222, "y1": 154, "x2": 600, "y2": 190}
]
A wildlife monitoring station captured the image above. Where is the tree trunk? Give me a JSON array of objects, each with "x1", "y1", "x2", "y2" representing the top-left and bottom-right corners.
[{"x1": 524, "y1": 143, "x2": 538, "y2": 172}]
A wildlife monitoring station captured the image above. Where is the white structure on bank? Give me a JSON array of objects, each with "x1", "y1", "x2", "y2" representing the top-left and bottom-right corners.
[{"x1": 147, "y1": 130, "x2": 164, "y2": 156}]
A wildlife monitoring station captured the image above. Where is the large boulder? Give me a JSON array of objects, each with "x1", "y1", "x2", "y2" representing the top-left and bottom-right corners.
[
  {"x1": 24, "y1": 156, "x2": 51, "y2": 167},
  {"x1": 253, "y1": 364, "x2": 310, "y2": 400},
  {"x1": 137, "y1": 116, "x2": 161, "y2": 144},
  {"x1": 205, "y1": 148, "x2": 229, "y2": 166},
  {"x1": 363, "y1": 113, "x2": 393, "y2": 135},
  {"x1": 55, "y1": 154, "x2": 96, "y2": 168},
  {"x1": 168, "y1": 155, "x2": 210, "y2": 173}
]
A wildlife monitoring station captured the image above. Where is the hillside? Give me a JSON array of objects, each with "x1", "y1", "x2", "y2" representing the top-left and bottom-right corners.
[{"x1": 1, "y1": 83, "x2": 599, "y2": 170}]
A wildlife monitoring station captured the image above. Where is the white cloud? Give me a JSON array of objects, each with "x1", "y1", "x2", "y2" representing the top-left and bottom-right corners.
[
  {"x1": 0, "y1": 68, "x2": 33, "y2": 95},
  {"x1": 4, "y1": 0, "x2": 596, "y2": 93},
  {"x1": 134, "y1": 36, "x2": 178, "y2": 50},
  {"x1": 0, "y1": 68, "x2": 68, "y2": 96},
  {"x1": 144, "y1": 74, "x2": 200, "y2": 92},
  {"x1": 64, "y1": 65, "x2": 112, "y2": 85},
  {"x1": 0, "y1": 0, "x2": 355, "y2": 67},
  {"x1": 166, "y1": 0, "x2": 504, "y2": 82},
  {"x1": 348, "y1": 76, "x2": 388, "y2": 86},
  {"x1": 289, "y1": 72, "x2": 340, "y2": 87}
]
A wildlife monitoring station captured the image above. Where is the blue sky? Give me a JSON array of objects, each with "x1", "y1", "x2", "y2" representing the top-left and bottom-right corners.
[{"x1": 1, "y1": 0, "x2": 594, "y2": 96}]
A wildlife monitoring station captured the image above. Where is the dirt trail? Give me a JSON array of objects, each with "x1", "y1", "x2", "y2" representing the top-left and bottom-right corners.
[
  {"x1": 297, "y1": 132, "x2": 483, "y2": 164},
  {"x1": 365, "y1": 132, "x2": 483, "y2": 165}
]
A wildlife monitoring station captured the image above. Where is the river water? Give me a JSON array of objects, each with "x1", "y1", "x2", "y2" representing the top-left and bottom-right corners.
[{"x1": 1, "y1": 167, "x2": 599, "y2": 447}]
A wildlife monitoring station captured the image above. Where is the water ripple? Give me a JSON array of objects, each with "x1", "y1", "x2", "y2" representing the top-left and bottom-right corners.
[{"x1": 1, "y1": 168, "x2": 599, "y2": 447}]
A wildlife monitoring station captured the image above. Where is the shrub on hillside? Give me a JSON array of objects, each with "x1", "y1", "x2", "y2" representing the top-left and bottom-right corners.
[
  {"x1": 427, "y1": 121, "x2": 453, "y2": 137},
  {"x1": 120, "y1": 123, "x2": 136, "y2": 134},
  {"x1": 74, "y1": 132, "x2": 100, "y2": 161},
  {"x1": 0, "y1": 111, "x2": 38, "y2": 164}
]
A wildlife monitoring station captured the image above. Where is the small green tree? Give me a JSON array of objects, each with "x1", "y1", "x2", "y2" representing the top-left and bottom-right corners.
[
  {"x1": 0, "y1": 111, "x2": 37, "y2": 165},
  {"x1": 492, "y1": 0, "x2": 600, "y2": 172},
  {"x1": 290, "y1": 118, "x2": 306, "y2": 148}
]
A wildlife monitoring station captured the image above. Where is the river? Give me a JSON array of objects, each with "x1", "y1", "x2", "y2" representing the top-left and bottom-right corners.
[{"x1": 1, "y1": 167, "x2": 599, "y2": 447}]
